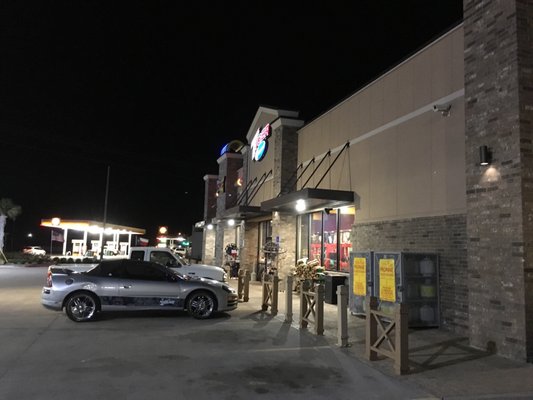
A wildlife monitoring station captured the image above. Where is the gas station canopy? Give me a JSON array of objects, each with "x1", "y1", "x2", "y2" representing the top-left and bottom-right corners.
[{"x1": 40, "y1": 219, "x2": 145, "y2": 235}]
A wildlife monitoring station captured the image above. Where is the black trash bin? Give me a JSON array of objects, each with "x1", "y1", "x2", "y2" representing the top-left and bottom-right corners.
[{"x1": 324, "y1": 273, "x2": 348, "y2": 304}]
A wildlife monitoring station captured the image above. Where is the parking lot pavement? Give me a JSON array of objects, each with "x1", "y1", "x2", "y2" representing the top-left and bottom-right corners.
[{"x1": 0, "y1": 266, "x2": 430, "y2": 400}]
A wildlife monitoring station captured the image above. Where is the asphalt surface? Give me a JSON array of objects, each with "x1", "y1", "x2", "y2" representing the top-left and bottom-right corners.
[{"x1": 1, "y1": 264, "x2": 533, "y2": 400}]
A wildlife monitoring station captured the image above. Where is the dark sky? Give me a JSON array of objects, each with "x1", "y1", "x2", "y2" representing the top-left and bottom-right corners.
[{"x1": 0, "y1": 1, "x2": 463, "y2": 250}]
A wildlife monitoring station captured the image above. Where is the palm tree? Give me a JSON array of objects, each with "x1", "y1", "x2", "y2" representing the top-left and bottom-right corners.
[{"x1": 0, "y1": 198, "x2": 22, "y2": 252}]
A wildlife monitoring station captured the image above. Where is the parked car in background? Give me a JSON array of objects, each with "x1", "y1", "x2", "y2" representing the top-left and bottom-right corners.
[
  {"x1": 22, "y1": 246, "x2": 46, "y2": 256},
  {"x1": 129, "y1": 247, "x2": 227, "y2": 282},
  {"x1": 41, "y1": 259, "x2": 238, "y2": 322}
]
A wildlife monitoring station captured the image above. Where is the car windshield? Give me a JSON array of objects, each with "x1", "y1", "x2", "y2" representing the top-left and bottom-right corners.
[{"x1": 174, "y1": 254, "x2": 190, "y2": 265}]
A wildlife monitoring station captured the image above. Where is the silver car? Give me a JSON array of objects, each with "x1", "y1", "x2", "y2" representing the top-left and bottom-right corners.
[{"x1": 41, "y1": 259, "x2": 238, "y2": 322}]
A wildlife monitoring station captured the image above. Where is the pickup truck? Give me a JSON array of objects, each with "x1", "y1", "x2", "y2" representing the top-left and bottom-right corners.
[{"x1": 129, "y1": 247, "x2": 227, "y2": 282}]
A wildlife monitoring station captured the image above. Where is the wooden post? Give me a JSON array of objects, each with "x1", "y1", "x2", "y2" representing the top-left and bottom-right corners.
[
  {"x1": 243, "y1": 270, "x2": 250, "y2": 302},
  {"x1": 394, "y1": 302, "x2": 409, "y2": 375},
  {"x1": 237, "y1": 269, "x2": 244, "y2": 300},
  {"x1": 271, "y1": 275, "x2": 279, "y2": 316},
  {"x1": 315, "y1": 283, "x2": 324, "y2": 335},
  {"x1": 261, "y1": 278, "x2": 269, "y2": 311},
  {"x1": 285, "y1": 275, "x2": 293, "y2": 323},
  {"x1": 300, "y1": 280, "x2": 310, "y2": 329},
  {"x1": 337, "y1": 285, "x2": 348, "y2": 347},
  {"x1": 366, "y1": 296, "x2": 378, "y2": 361}
]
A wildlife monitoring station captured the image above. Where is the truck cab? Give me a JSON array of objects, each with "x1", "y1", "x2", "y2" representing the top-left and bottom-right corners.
[{"x1": 129, "y1": 247, "x2": 227, "y2": 282}]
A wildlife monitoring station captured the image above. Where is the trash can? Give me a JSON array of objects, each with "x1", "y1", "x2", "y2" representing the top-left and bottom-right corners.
[{"x1": 324, "y1": 273, "x2": 348, "y2": 304}]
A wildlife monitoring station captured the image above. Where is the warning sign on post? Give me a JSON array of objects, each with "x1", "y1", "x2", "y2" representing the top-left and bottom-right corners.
[
  {"x1": 353, "y1": 257, "x2": 367, "y2": 296},
  {"x1": 379, "y1": 258, "x2": 396, "y2": 302}
]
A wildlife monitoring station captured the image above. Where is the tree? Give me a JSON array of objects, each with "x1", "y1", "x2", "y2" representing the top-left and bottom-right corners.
[{"x1": 0, "y1": 198, "x2": 22, "y2": 252}]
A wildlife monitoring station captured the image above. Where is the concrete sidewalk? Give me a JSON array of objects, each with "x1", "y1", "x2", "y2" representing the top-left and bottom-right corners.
[{"x1": 231, "y1": 279, "x2": 533, "y2": 400}]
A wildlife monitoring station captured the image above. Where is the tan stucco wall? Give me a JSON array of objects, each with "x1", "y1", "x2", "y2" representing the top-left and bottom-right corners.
[{"x1": 297, "y1": 26, "x2": 465, "y2": 222}]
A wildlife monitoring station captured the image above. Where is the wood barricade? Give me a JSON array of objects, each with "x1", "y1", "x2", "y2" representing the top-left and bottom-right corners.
[
  {"x1": 261, "y1": 275, "x2": 279, "y2": 315},
  {"x1": 237, "y1": 269, "x2": 251, "y2": 302},
  {"x1": 299, "y1": 280, "x2": 324, "y2": 335},
  {"x1": 366, "y1": 296, "x2": 409, "y2": 375}
]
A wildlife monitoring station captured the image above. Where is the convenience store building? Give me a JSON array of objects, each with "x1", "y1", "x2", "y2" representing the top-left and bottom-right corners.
[{"x1": 200, "y1": 1, "x2": 533, "y2": 363}]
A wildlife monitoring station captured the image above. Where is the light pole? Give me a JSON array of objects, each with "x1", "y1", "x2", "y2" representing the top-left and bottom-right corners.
[{"x1": 100, "y1": 165, "x2": 111, "y2": 261}]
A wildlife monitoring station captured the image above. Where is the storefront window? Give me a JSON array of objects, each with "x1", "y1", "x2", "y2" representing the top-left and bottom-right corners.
[
  {"x1": 339, "y1": 206, "x2": 355, "y2": 272},
  {"x1": 310, "y1": 212, "x2": 322, "y2": 264},
  {"x1": 257, "y1": 220, "x2": 272, "y2": 278},
  {"x1": 323, "y1": 209, "x2": 338, "y2": 271},
  {"x1": 296, "y1": 206, "x2": 355, "y2": 273},
  {"x1": 297, "y1": 214, "x2": 309, "y2": 261}
]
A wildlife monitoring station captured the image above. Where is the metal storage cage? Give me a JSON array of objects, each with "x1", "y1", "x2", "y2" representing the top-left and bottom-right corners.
[
  {"x1": 373, "y1": 252, "x2": 440, "y2": 328},
  {"x1": 348, "y1": 251, "x2": 375, "y2": 315}
]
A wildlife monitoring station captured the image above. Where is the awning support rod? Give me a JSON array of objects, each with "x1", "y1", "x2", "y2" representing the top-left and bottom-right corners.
[
  {"x1": 314, "y1": 142, "x2": 350, "y2": 189},
  {"x1": 302, "y1": 151, "x2": 331, "y2": 190},
  {"x1": 277, "y1": 162, "x2": 303, "y2": 197},
  {"x1": 247, "y1": 170, "x2": 272, "y2": 205},
  {"x1": 236, "y1": 176, "x2": 258, "y2": 206}
]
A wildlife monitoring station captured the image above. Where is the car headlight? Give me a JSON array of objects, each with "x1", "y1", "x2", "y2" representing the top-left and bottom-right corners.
[{"x1": 222, "y1": 285, "x2": 235, "y2": 294}]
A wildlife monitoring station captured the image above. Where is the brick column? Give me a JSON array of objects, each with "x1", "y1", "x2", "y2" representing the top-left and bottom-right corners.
[{"x1": 464, "y1": 0, "x2": 533, "y2": 361}]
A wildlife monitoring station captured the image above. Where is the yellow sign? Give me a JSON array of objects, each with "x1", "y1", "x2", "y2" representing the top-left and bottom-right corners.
[
  {"x1": 353, "y1": 257, "x2": 367, "y2": 296},
  {"x1": 379, "y1": 258, "x2": 396, "y2": 302}
]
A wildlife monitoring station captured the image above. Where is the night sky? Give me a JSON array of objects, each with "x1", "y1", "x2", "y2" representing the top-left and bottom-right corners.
[{"x1": 1, "y1": 1, "x2": 463, "y2": 250}]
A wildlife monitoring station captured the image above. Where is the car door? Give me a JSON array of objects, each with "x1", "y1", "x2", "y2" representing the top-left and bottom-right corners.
[{"x1": 118, "y1": 261, "x2": 185, "y2": 309}]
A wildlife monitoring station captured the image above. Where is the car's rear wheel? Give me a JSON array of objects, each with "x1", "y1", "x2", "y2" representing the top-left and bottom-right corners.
[
  {"x1": 187, "y1": 291, "x2": 216, "y2": 319},
  {"x1": 65, "y1": 292, "x2": 98, "y2": 322}
]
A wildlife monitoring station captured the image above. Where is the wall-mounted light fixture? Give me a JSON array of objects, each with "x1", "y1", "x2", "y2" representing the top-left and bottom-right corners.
[{"x1": 479, "y1": 145, "x2": 492, "y2": 166}]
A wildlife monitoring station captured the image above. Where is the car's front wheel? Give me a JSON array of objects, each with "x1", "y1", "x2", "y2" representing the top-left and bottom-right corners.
[
  {"x1": 187, "y1": 291, "x2": 216, "y2": 319},
  {"x1": 65, "y1": 292, "x2": 98, "y2": 322}
]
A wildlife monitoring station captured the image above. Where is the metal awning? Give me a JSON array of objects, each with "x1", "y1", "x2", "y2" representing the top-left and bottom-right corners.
[
  {"x1": 215, "y1": 205, "x2": 270, "y2": 222},
  {"x1": 260, "y1": 188, "x2": 354, "y2": 213}
]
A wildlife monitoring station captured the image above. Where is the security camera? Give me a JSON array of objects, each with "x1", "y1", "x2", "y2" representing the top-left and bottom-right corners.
[{"x1": 432, "y1": 104, "x2": 451, "y2": 116}]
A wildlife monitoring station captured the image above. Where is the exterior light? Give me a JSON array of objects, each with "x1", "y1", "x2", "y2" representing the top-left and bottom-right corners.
[
  {"x1": 479, "y1": 145, "x2": 491, "y2": 166},
  {"x1": 159, "y1": 226, "x2": 168, "y2": 235},
  {"x1": 51, "y1": 217, "x2": 61, "y2": 226},
  {"x1": 228, "y1": 219, "x2": 235, "y2": 226},
  {"x1": 207, "y1": 224, "x2": 214, "y2": 230},
  {"x1": 295, "y1": 199, "x2": 306, "y2": 212},
  {"x1": 27, "y1": 233, "x2": 33, "y2": 238}
]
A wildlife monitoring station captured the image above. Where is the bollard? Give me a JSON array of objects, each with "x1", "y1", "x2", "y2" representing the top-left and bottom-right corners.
[
  {"x1": 315, "y1": 283, "x2": 324, "y2": 336},
  {"x1": 271, "y1": 275, "x2": 279, "y2": 316},
  {"x1": 337, "y1": 285, "x2": 348, "y2": 347},
  {"x1": 285, "y1": 275, "x2": 293, "y2": 323}
]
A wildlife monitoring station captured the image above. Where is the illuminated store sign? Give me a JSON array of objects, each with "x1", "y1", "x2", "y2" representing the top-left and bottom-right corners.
[{"x1": 251, "y1": 124, "x2": 271, "y2": 161}]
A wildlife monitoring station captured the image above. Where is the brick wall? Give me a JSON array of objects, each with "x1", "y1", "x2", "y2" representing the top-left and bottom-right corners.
[
  {"x1": 464, "y1": 0, "x2": 533, "y2": 361},
  {"x1": 351, "y1": 214, "x2": 468, "y2": 334}
]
